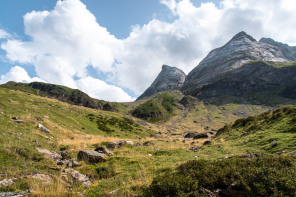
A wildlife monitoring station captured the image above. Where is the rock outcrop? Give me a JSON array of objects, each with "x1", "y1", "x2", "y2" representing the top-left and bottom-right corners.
[{"x1": 137, "y1": 65, "x2": 186, "y2": 100}]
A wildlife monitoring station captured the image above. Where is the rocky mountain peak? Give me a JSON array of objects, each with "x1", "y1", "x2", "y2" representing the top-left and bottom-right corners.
[
  {"x1": 137, "y1": 65, "x2": 186, "y2": 100},
  {"x1": 184, "y1": 31, "x2": 288, "y2": 91},
  {"x1": 229, "y1": 31, "x2": 256, "y2": 43}
]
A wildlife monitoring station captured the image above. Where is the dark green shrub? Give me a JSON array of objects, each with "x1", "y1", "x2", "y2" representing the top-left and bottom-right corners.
[
  {"x1": 145, "y1": 156, "x2": 296, "y2": 197},
  {"x1": 95, "y1": 165, "x2": 115, "y2": 179}
]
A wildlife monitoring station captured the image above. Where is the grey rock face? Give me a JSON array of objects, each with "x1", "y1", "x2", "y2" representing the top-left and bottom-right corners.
[
  {"x1": 259, "y1": 37, "x2": 296, "y2": 61},
  {"x1": 137, "y1": 65, "x2": 186, "y2": 100},
  {"x1": 188, "y1": 61, "x2": 296, "y2": 99},
  {"x1": 184, "y1": 31, "x2": 289, "y2": 94}
]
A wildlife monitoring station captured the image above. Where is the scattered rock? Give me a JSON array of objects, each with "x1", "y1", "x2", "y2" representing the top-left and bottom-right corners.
[
  {"x1": 189, "y1": 146, "x2": 199, "y2": 152},
  {"x1": 36, "y1": 148, "x2": 62, "y2": 161},
  {"x1": 77, "y1": 150, "x2": 106, "y2": 164},
  {"x1": 270, "y1": 141, "x2": 277, "y2": 148},
  {"x1": 94, "y1": 146, "x2": 113, "y2": 156},
  {"x1": 143, "y1": 141, "x2": 154, "y2": 147},
  {"x1": 0, "y1": 190, "x2": 31, "y2": 197},
  {"x1": 184, "y1": 132, "x2": 198, "y2": 138},
  {"x1": 126, "y1": 141, "x2": 134, "y2": 146},
  {"x1": 60, "y1": 150, "x2": 70, "y2": 160},
  {"x1": 65, "y1": 169, "x2": 92, "y2": 188},
  {"x1": 11, "y1": 117, "x2": 23, "y2": 123},
  {"x1": 200, "y1": 187, "x2": 216, "y2": 197},
  {"x1": 0, "y1": 178, "x2": 17, "y2": 187},
  {"x1": 37, "y1": 123, "x2": 50, "y2": 133},
  {"x1": 109, "y1": 189, "x2": 119, "y2": 196},
  {"x1": 193, "y1": 132, "x2": 212, "y2": 139},
  {"x1": 151, "y1": 134, "x2": 163, "y2": 139},
  {"x1": 30, "y1": 174, "x2": 53, "y2": 186},
  {"x1": 107, "y1": 141, "x2": 126, "y2": 149},
  {"x1": 203, "y1": 140, "x2": 212, "y2": 145}
]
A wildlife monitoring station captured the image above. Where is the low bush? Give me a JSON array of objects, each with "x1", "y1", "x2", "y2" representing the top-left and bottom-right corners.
[{"x1": 145, "y1": 156, "x2": 296, "y2": 196}]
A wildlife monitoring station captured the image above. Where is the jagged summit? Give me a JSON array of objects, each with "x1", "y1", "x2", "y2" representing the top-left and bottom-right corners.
[
  {"x1": 137, "y1": 65, "x2": 186, "y2": 100},
  {"x1": 229, "y1": 31, "x2": 256, "y2": 42}
]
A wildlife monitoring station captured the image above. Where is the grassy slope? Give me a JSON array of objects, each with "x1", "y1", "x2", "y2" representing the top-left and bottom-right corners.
[
  {"x1": 1, "y1": 81, "x2": 129, "y2": 112},
  {"x1": 213, "y1": 106, "x2": 296, "y2": 155},
  {"x1": 0, "y1": 87, "x2": 155, "y2": 195}
]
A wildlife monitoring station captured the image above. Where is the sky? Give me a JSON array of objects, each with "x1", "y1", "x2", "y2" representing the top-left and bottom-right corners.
[{"x1": 0, "y1": 0, "x2": 296, "y2": 102}]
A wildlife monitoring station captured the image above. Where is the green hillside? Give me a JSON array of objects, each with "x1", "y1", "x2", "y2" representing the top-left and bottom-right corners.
[{"x1": 0, "y1": 87, "x2": 155, "y2": 195}]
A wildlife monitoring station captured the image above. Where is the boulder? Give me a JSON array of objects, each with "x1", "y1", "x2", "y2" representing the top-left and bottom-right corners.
[
  {"x1": 193, "y1": 132, "x2": 212, "y2": 139},
  {"x1": 184, "y1": 132, "x2": 198, "y2": 138},
  {"x1": 37, "y1": 123, "x2": 50, "y2": 133},
  {"x1": 77, "y1": 150, "x2": 106, "y2": 163},
  {"x1": 65, "y1": 168, "x2": 92, "y2": 188},
  {"x1": 36, "y1": 148, "x2": 62, "y2": 161},
  {"x1": 107, "y1": 141, "x2": 126, "y2": 149},
  {"x1": 95, "y1": 146, "x2": 114, "y2": 156}
]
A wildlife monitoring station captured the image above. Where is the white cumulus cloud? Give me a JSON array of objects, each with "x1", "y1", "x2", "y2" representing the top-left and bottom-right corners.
[
  {"x1": 0, "y1": 66, "x2": 45, "y2": 84},
  {"x1": 0, "y1": 29, "x2": 10, "y2": 39},
  {"x1": 76, "y1": 77, "x2": 135, "y2": 102},
  {"x1": 1, "y1": 0, "x2": 296, "y2": 100}
]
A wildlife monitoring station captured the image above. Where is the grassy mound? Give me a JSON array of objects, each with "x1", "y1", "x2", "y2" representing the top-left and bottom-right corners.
[{"x1": 131, "y1": 92, "x2": 178, "y2": 122}]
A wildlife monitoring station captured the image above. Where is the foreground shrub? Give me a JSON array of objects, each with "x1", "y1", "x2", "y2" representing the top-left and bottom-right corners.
[{"x1": 145, "y1": 156, "x2": 296, "y2": 197}]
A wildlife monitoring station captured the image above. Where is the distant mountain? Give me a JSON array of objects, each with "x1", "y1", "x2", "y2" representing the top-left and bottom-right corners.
[{"x1": 137, "y1": 65, "x2": 186, "y2": 100}]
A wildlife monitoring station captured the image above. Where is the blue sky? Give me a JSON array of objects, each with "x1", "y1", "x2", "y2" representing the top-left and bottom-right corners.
[{"x1": 0, "y1": 0, "x2": 296, "y2": 102}]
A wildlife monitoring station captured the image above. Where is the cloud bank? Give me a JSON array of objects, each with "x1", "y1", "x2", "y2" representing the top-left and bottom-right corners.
[
  {"x1": 0, "y1": 66, "x2": 44, "y2": 84},
  {"x1": 1, "y1": 0, "x2": 296, "y2": 101}
]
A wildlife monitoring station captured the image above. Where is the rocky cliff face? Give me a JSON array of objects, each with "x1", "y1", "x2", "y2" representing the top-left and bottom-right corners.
[
  {"x1": 137, "y1": 65, "x2": 186, "y2": 100},
  {"x1": 182, "y1": 31, "x2": 296, "y2": 98},
  {"x1": 190, "y1": 61, "x2": 296, "y2": 99}
]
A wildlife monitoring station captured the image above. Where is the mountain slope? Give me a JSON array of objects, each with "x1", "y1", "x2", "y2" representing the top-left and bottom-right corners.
[
  {"x1": 186, "y1": 60, "x2": 296, "y2": 99},
  {"x1": 137, "y1": 65, "x2": 186, "y2": 100},
  {"x1": 182, "y1": 31, "x2": 291, "y2": 95}
]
